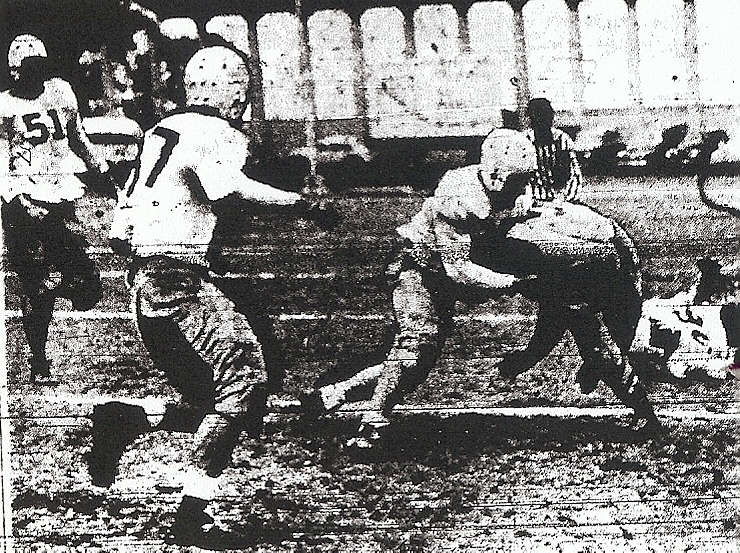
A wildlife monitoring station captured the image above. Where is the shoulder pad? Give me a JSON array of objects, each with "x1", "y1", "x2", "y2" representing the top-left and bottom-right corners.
[
  {"x1": 45, "y1": 78, "x2": 77, "y2": 107},
  {"x1": 434, "y1": 166, "x2": 490, "y2": 221}
]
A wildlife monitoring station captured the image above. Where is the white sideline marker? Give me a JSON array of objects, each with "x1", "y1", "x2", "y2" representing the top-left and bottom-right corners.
[
  {"x1": 388, "y1": 405, "x2": 740, "y2": 421},
  {"x1": 4, "y1": 309, "x2": 534, "y2": 324},
  {"x1": 19, "y1": 395, "x2": 740, "y2": 425},
  {"x1": 268, "y1": 398, "x2": 740, "y2": 421},
  {"x1": 0, "y1": 230, "x2": 12, "y2": 551}
]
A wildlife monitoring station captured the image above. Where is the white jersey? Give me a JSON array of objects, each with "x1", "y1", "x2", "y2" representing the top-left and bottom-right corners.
[
  {"x1": 0, "y1": 78, "x2": 87, "y2": 202},
  {"x1": 397, "y1": 165, "x2": 491, "y2": 252},
  {"x1": 110, "y1": 111, "x2": 253, "y2": 264}
]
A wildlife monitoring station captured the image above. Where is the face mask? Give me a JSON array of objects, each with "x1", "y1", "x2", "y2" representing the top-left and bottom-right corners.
[{"x1": 488, "y1": 172, "x2": 533, "y2": 210}]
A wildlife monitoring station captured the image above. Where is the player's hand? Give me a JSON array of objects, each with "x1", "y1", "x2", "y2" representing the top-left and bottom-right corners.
[
  {"x1": 108, "y1": 237, "x2": 133, "y2": 257},
  {"x1": 512, "y1": 194, "x2": 534, "y2": 218},
  {"x1": 509, "y1": 274, "x2": 539, "y2": 295},
  {"x1": 303, "y1": 198, "x2": 340, "y2": 231},
  {"x1": 300, "y1": 175, "x2": 340, "y2": 230},
  {"x1": 17, "y1": 194, "x2": 49, "y2": 220},
  {"x1": 301, "y1": 174, "x2": 331, "y2": 199}
]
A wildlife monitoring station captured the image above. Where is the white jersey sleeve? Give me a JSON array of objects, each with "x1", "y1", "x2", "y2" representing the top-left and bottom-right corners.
[{"x1": 191, "y1": 121, "x2": 251, "y2": 201}]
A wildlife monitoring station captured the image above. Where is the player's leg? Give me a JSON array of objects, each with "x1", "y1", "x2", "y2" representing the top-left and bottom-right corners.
[
  {"x1": 84, "y1": 269, "x2": 173, "y2": 487},
  {"x1": 306, "y1": 364, "x2": 385, "y2": 414},
  {"x1": 305, "y1": 263, "x2": 443, "y2": 447},
  {"x1": 601, "y1": 224, "x2": 643, "y2": 354},
  {"x1": 86, "y1": 401, "x2": 151, "y2": 487},
  {"x1": 568, "y1": 306, "x2": 659, "y2": 427},
  {"x1": 19, "y1": 291, "x2": 55, "y2": 381},
  {"x1": 303, "y1": 251, "x2": 439, "y2": 415},
  {"x1": 497, "y1": 300, "x2": 567, "y2": 379},
  {"x1": 132, "y1": 258, "x2": 269, "y2": 470},
  {"x1": 135, "y1": 263, "x2": 269, "y2": 543},
  {"x1": 46, "y1": 202, "x2": 103, "y2": 312},
  {"x1": 2, "y1": 198, "x2": 56, "y2": 381},
  {"x1": 171, "y1": 288, "x2": 268, "y2": 544},
  {"x1": 720, "y1": 304, "x2": 740, "y2": 365},
  {"x1": 85, "y1": 260, "x2": 244, "y2": 490},
  {"x1": 351, "y1": 266, "x2": 441, "y2": 434},
  {"x1": 177, "y1": 278, "x2": 269, "y2": 475}
]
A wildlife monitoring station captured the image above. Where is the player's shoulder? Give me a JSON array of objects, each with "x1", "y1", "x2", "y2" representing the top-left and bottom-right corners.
[
  {"x1": 433, "y1": 165, "x2": 489, "y2": 221},
  {"x1": 0, "y1": 87, "x2": 30, "y2": 116},
  {"x1": 151, "y1": 111, "x2": 250, "y2": 168},
  {"x1": 155, "y1": 111, "x2": 247, "y2": 144},
  {"x1": 435, "y1": 165, "x2": 482, "y2": 197},
  {"x1": 43, "y1": 78, "x2": 77, "y2": 105}
]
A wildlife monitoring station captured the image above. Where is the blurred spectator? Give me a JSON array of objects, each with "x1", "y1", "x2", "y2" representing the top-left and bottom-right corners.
[
  {"x1": 645, "y1": 123, "x2": 689, "y2": 173},
  {"x1": 694, "y1": 129, "x2": 730, "y2": 168},
  {"x1": 585, "y1": 130, "x2": 627, "y2": 175}
]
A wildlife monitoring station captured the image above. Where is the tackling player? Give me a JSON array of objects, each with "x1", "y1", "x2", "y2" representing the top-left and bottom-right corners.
[
  {"x1": 0, "y1": 34, "x2": 107, "y2": 382},
  {"x1": 302, "y1": 130, "x2": 540, "y2": 446},
  {"x1": 88, "y1": 45, "x2": 305, "y2": 547},
  {"x1": 303, "y1": 129, "x2": 659, "y2": 446}
]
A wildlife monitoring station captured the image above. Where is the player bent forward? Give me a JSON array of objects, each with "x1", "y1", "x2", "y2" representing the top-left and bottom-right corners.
[
  {"x1": 1, "y1": 35, "x2": 107, "y2": 382},
  {"x1": 87, "y1": 46, "x2": 304, "y2": 547},
  {"x1": 303, "y1": 130, "x2": 658, "y2": 446}
]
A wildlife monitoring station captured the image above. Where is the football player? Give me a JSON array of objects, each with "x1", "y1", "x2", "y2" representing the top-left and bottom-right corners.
[
  {"x1": 302, "y1": 130, "x2": 540, "y2": 445},
  {"x1": 303, "y1": 129, "x2": 658, "y2": 446},
  {"x1": 89, "y1": 45, "x2": 306, "y2": 547},
  {"x1": 1, "y1": 34, "x2": 107, "y2": 382}
]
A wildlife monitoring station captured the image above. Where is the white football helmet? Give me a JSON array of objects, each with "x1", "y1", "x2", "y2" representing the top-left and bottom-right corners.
[
  {"x1": 480, "y1": 128, "x2": 537, "y2": 179},
  {"x1": 8, "y1": 34, "x2": 47, "y2": 80},
  {"x1": 183, "y1": 46, "x2": 250, "y2": 121}
]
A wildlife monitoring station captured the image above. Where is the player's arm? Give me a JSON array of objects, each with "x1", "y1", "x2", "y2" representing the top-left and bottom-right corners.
[
  {"x1": 47, "y1": 79, "x2": 110, "y2": 175},
  {"x1": 67, "y1": 107, "x2": 109, "y2": 175},
  {"x1": 196, "y1": 127, "x2": 300, "y2": 205},
  {"x1": 232, "y1": 172, "x2": 301, "y2": 205},
  {"x1": 433, "y1": 217, "x2": 519, "y2": 290},
  {"x1": 560, "y1": 132, "x2": 582, "y2": 202},
  {"x1": 198, "y1": 160, "x2": 301, "y2": 205}
]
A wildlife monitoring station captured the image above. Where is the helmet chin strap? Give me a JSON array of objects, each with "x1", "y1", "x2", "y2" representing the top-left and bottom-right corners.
[{"x1": 222, "y1": 97, "x2": 248, "y2": 122}]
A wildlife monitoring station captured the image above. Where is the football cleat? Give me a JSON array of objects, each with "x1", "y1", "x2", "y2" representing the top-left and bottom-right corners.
[
  {"x1": 165, "y1": 496, "x2": 214, "y2": 546},
  {"x1": 86, "y1": 402, "x2": 151, "y2": 487},
  {"x1": 29, "y1": 356, "x2": 51, "y2": 384}
]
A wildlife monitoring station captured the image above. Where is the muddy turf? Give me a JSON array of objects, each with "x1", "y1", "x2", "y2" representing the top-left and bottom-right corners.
[{"x1": 6, "y1": 175, "x2": 740, "y2": 551}]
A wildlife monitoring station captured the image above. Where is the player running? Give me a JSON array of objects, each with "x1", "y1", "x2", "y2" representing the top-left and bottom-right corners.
[
  {"x1": 302, "y1": 130, "x2": 539, "y2": 445},
  {"x1": 1, "y1": 34, "x2": 107, "y2": 382},
  {"x1": 88, "y1": 45, "x2": 307, "y2": 547},
  {"x1": 303, "y1": 129, "x2": 659, "y2": 446}
]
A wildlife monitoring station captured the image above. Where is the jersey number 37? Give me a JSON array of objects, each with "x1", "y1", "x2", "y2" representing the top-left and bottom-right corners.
[{"x1": 125, "y1": 126, "x2": 180, "y2": 197}]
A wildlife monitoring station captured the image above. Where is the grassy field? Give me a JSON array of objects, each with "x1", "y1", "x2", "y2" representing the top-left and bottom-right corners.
[{"x1": 5, "y1": 174, "x2": 740, "y2": 551}]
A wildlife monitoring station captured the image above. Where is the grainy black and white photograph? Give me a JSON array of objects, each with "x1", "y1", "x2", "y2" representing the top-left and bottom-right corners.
[{"x1": 1, "y1": 0, "x2": 739, "y2": 551}]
